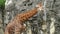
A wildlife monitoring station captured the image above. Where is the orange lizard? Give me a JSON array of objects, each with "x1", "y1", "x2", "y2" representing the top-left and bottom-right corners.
[{"x1": 4, "y1": 2, "x2": 43, "y2": 34}]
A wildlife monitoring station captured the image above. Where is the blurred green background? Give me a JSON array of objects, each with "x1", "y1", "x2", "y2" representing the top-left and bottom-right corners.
[{"x1": 0, "y1": 0, "x2": 5, "y2": 9}]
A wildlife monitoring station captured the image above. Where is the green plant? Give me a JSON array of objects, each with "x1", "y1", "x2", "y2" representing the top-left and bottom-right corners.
[{"x1": 0, "y1": 0, "x2": 5, "y2": 9}]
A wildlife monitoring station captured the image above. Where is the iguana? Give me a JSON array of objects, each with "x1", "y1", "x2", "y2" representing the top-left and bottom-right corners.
[{"x1": 4, "y1": 2, "x2": 43, "y2": 34}]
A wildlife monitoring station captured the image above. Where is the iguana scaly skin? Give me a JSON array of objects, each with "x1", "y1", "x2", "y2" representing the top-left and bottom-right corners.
[{"x1": 4, "y1": 3, "x2": 43, "y2": 34}]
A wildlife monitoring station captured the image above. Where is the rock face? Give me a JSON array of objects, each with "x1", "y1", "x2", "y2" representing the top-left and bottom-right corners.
[
  {"x1": 0, "y1": 0, "x2": 60, "y2": 34},
  {"x1": 0, "y1": 9, "x2": 4, "y2": 34}
]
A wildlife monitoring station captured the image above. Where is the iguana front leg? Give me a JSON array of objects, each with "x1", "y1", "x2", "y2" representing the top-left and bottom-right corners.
[{"x1": 14, "y1": 22, "x2": 26, "y2": 34}]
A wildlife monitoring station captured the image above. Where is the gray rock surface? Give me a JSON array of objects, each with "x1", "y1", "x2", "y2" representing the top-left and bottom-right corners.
[{"x1": 0, "y1": 0, "x2": 59, "y2": 34}]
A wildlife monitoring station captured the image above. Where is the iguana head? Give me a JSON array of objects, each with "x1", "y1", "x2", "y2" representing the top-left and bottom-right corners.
[{"x1": 36, "y1": 2, "x2": 43, "y2": 11}]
